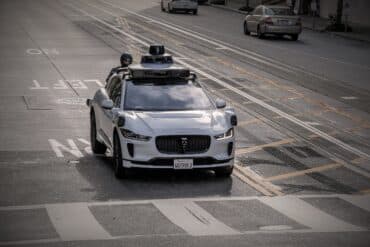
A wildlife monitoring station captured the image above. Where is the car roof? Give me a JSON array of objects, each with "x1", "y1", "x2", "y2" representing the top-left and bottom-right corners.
[{"x1": 263, "y1": 5, "x2": 290, "y2": 9}]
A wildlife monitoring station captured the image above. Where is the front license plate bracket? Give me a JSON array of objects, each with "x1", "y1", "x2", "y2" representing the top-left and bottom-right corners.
[{"x1": 174, "y1": 159, "x2": 193, "y2": 169}]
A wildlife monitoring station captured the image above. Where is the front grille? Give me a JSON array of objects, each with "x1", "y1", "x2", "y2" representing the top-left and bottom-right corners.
[{"x1": 156, "y1": 135, "x2": 211, "y2": 154}]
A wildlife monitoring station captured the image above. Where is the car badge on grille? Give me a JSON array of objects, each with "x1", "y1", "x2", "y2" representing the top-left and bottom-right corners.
[{"x1": 180, "y1": 137, "x2": 188, "y2": 153}]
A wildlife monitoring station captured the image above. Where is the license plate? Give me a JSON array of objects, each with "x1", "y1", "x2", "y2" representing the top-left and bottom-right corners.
[
  {"x1": 278, "y1": 20, "x2": 289, "y2": 25},
  {"x1": 174, "y1": 159, "x2": 193, "y2": 169}
]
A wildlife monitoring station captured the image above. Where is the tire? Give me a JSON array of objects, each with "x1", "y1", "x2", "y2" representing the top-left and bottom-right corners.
[
  {"x1": 193, "y1": 9, "x2": 198, "y2": 15},
  {"x1": 257, "y1": 25, "x2": 264, "y2": 39},
  {"x1": 168, "y1": 4, "x2": 173, "y2": 13},
  {"x1": 214, "y1": 166, "x2": 234, "y2": 178},
  {"x1": 243, "y1": 22, "x2": 250, "y2": 35},
  {"x1": 291, "y1": 34, "x2": 299, "y2": 41},
  {"x1": 113, "y1": 133, "x2": 126, "y2": 179},
  {"x1": 90, "y1": 111, "x2": 107, "y2": 154},
  {"x1": 161, "y1": 2, "x2": 165, "y2": 11}
]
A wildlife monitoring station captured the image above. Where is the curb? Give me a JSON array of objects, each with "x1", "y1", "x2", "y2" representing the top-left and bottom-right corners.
[{"x1": 330, "y1": 32, "x2": 370, "y2": 43}]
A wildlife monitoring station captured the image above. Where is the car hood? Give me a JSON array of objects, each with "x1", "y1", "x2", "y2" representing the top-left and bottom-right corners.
[{"x1": 125, "y1": 110, "x2": 229, "y2": 135}]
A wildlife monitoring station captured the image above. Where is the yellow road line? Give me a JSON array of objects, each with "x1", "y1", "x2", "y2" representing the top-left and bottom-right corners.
[
  {"x1": 234, "y1": 164, "x2": 284, "y2": 196},
  {"x1": 233, "y1": 169, "x2": 273, "y2": 196},
  {"x1": 236, "y1": 138, "x2": 295, "y2": 155},
  {"x1": 264, "y1": 163, "x2": 342, "y2": 182},
  {"x1": 351, "y1": 157, "x2": 366, "y2": 164}
]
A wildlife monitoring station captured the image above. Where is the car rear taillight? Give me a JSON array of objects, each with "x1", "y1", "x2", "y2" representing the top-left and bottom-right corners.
[{"x1": 264, "y1": 17, "x2": 273, "y2": 25}]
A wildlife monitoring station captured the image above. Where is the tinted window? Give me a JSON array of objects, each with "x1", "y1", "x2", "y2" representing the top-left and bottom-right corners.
[
  {"x1": 124, "y1": 80, "x2": 213, "y2": 111},
  {"x1": 265, "y1": 7, "x2": 294, "y2": 16}
]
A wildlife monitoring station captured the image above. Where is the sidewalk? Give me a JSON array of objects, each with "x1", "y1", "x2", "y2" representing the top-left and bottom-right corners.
[{"x1": 208, "y1": 1, "x2": 370, "y2": 43}]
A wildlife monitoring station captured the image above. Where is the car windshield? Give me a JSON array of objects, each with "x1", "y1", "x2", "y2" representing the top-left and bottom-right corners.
[
  {"x1": 265, "y1": 7, "x2": 294, "y2": 16},
  {"x1": 124, "y1": 79, "x2": 214, "y2": 111}
]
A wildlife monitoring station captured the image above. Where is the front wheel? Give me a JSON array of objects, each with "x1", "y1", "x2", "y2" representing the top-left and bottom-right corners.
[
  {"x1": 257, "y1": 25, "x2": 264, "y2": 39},
  {"x1": 291, "y1": 34, "x2": 299, "y2": 41},
  {"x1": 214, "y1": 166, "x2": 234, "y2": 178},
  {"x1": 90, "y1": 111, "x2": 107, "y2": 154},
  {"x1": 161, "y1": 1, "x2": 165, "y2": 11},
  {"x1": 168, "y1": 4, "x2": 173, "y2": 13},
  {"x1": 113, "y1": 133, "x2": 126, "y2": 179},
  {"x1": 243, "y1": 22, "x2": 250, "y2": 35},
  {"x1": 193, "y1": 9, "x2": 198, "y2": 15}
]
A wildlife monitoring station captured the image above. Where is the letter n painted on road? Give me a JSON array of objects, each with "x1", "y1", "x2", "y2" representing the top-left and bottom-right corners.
[{"x1": 49, "y1": 139, "x2": 84, "y2": 158}]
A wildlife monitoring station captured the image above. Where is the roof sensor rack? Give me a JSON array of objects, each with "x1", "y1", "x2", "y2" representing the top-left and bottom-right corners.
[
  {"x1": 141, "y1": 44, "x2": 173, "y2": 64},
  {"x1": 149, "y1": 45, "x2": 165, "y2": 56}
]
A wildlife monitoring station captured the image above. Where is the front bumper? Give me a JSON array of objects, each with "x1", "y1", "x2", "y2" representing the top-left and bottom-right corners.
[
  {"x1": 122, "y1": 157, "x2": 234, "y2": 169},
  {"x1": 119, "y1": 132, "x2": 235, "y2": 169}
]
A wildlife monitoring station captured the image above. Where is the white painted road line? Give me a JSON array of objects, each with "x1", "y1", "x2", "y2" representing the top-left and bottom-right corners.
[
  {"x1": 65, "y1": 2, "x2": 370, "y2": 177},
  {"x1": 46, "y1": 203, "x2": 112, "y2": 241},
  {"x1": 341, "y1": 96, "x2": 358, "y2": 100},
  {"x1": 0, "y1": 238, "x2": 60, "y2": 246},
  {"x1": 259, "y1": 196, "x2": 365, "y2": 232},
  {"x1": 153, "y1": 200, "x2": 239, "y2": 236},
  {"x1": 340, "y1": 195, "x2": 370, "y2": 212}
]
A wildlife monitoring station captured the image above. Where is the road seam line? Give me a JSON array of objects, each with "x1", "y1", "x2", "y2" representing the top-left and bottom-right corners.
[
  {"x1": 235, "y1": 165, "x2": 284, "y2": 196},
  {"x1": 264, "y1": 163, "x2": 342, "y2": 182},
  {"x1": 236, "y1": 138, "x2": 295, "y2": 155},
  {"x1": 233, "y1": 169, "x2": 274, "y2": 196}
]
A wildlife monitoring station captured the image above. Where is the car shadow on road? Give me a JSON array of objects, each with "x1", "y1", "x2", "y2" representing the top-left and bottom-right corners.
[
  {"x1": 74, "y1": 155, "x2": 240, "y2": 202},
  {"x1": 258, "y1": 34, "x2": 306, "y2": 44}
]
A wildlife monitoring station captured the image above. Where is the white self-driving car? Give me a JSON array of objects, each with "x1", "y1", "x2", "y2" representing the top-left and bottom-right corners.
[{"x1": 87, "y1": 45, "x2": 237, "y2": 178}]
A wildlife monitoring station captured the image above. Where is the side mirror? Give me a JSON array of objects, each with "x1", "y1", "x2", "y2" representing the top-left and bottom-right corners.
[
  {"x1": 86, "y1": 99, "x2": 91, "y2": 107},
  {"x1": 189, "y1": 72, "x2": 197, "y2": 81},
  {"x1": 116, "y1": 115, "x2": 125, "y2": 127},
  {"x1": 215, "y1": 99, "x2": 227, "y2": 109},
  {"x1": 101, "y1": 99, "x2": 114, "y2": 109}
]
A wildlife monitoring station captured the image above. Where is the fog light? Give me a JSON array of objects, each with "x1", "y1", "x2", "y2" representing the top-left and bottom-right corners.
[
  {"x1": 127, "y1": 143, "x2": 134, "y2": 157},
  {"x1": 228, "y1": 142, "x2": 233, "y2": 156}
]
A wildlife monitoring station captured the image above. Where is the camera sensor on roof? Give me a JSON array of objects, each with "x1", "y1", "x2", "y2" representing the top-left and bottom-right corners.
[{"x1": 149, "y1": 45, "x2": 165, "y2": 56}]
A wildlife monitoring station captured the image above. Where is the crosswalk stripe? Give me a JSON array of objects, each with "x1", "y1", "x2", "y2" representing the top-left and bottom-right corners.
[
  {"x1": 153, "y1": 200, "x2": 239, "y2": 236},
  {"x1": 46, "y1": 203, "x2": 112, "y2": 241},
  {"x1": 259, "y1": 196, "x2": 365, "y2": 232},
  {"x1": 340, "y1": 195, "x2": 370, "y2": 212}
]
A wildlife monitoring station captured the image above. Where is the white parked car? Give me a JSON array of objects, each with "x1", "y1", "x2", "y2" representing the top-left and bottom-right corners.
[
  {"x1": 161, "y1": 0, "x2": 198, "y2": 15},
  {"x1": 87, "y1": 45, "x2": 237, "y2": 178}
]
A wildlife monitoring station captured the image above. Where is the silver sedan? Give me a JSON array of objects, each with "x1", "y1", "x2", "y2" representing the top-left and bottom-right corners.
[{"x1": 243, "y1": 5, "x2": 302, "y2": 41}]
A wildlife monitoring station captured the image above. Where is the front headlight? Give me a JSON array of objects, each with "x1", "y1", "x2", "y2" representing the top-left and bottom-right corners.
[
  {"x1": 120, "y1": 129, "x2": 151, "y2": 141},
  {"x1": 214, "y1": 128, "x2": 234, "y2": 140}
]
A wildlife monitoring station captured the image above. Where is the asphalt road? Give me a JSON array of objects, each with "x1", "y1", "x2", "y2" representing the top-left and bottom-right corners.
[{"x1": 0, "y1": 0, "x2": 370, "y2": 246}]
